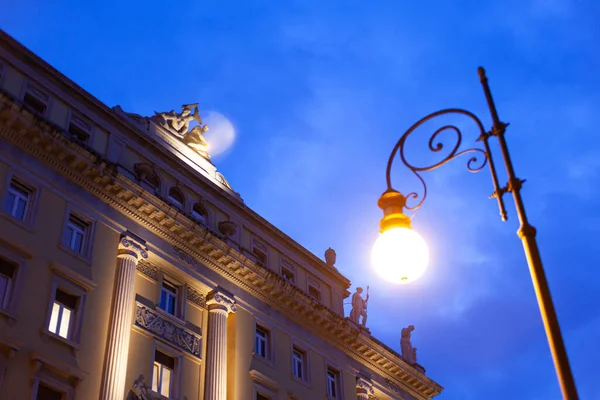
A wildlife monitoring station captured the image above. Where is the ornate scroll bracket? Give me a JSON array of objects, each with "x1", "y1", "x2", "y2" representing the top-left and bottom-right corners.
[
  {"x1": 206, "y1": 289, "x2": 236, "y2": 313},
  {"x1": 385, "y1": 108, "x2": 490, "y2": 211},
  {"x1": 134, "y1": 302, "x2": 202, "y2": 358},
  {"x1": 119, "y1": 232, "x2": 149, "y2": 261},
  {"x1": 357, "y1": 376, "x2": 375, "y2": 395}
]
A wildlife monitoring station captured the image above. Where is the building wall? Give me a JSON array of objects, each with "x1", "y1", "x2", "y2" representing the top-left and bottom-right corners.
[{"x1": 0, "y1": 30, "x2": 442, "y2": 400}]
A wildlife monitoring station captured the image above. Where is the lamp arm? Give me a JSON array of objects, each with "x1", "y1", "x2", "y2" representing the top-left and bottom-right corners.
[{"x1": 384, "y1": 108, "x2": 507, "y2": 215}]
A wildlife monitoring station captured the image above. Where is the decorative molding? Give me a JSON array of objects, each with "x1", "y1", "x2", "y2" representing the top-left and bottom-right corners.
[
  {"x1": 136, "y1": 260, "x2": 159, "y2": 281},
  {"x1": 357, "y1": 376, "x2": 375, "y2": 395},
  {"x1": 249, "y1": 369, "x2": 279, "y2": 391},
  {"x1": 206, "y1": 290, "x2": 236, "y2": 313},
  {"x1": 186, "y1": 286, "x2": 206, "y2": 308},
  {"x1": 134, "y1": 302, "x2": 201, "y2": 358},
  {"x1": 174, "y1": 246, "x2": 201, "y2": 269},
  {"x1": 119, "y1": 234, "x2": 149, "y2": 260},
  {"x1": 0, "y1": 94, "x2": 442, "y2": 399}
]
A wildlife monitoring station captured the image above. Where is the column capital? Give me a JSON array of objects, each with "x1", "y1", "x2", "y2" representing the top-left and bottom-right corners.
[
  {"x1": 357, "y1": 375, "x2": 375, "y2": 396},
  {"x1": 118, "y1": 232, "x2": 149, "y2": 261},
  {"x1": 206, "y1": 289, "x2": 236, "y2": 313}
]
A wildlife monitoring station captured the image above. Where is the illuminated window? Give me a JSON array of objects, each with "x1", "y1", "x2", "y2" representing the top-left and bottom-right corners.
[
  {"x1": 48, "y1": 289, "x2": 78, "y2": 340},
  {"x1": 35, "y1": 383, "x2": 64, "y2": 400},
  {"x1": 23, "y1": 84, "x2": 49, "y2": 116},
  {"x1": 159, "y1": 279, "x2": 178, "y2": 316},
  {"x1": 68, "y1": 112, "x2": 92, "y2": 144},
  {"x1": 0, "y1": 257, "x2": 17, "y2": 310},
  {"x1": 326, "y1": 367, "x2": 341, "y2": 398},
  {"x1": 3, "y1": 178, "x2": 33, "y2": 221},
  {"x1": 292, "y1": 346, "x2": 307, "y2": 380},
  {"x1": 63, "y1": 214, "x2": 89, "y2": 255},
  {"x1": 152, "y1": 350, "x2": 175, "y2": 398},
  {"x1": 255, "y1": 325, "x2": 270, "y2": 359},
  {"x1": 191, "y1": 202, "x2": 207, "y2": 224},
  {"x1": 168, "y1": 187, "x2": 185, "y2": 210}
]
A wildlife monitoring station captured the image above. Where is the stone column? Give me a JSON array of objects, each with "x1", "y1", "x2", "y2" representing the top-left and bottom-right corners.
[
  {"x1": 204, "y1": 290, "x2": 236, "y2": 400},
  {"x1": 356, "y1": 376, "x2": 375, "y2": 400},
  {"x1": 100, "y1": 234, "x2": 148, "y2": 400}
]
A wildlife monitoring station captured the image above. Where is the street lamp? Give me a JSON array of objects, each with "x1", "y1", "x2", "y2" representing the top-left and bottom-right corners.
[{"x1": 372, "y1": 67, "x2": 579, "y2": 399}]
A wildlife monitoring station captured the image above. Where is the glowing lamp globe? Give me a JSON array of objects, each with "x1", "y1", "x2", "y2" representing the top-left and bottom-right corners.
[
  {"x1": 372, "y1": 227, "x2": 429, "y2": 284},
  {"x1": 373, "y1": 189, "x2": 429, "y2": 284}
]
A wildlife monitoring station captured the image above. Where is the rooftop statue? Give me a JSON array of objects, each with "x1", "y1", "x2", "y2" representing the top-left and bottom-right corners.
[
  {"x1": 154, "y1": 104, "x2": 210, "y2": 159},
  {"x1": 401, "y1": 325, "x2": 417, "y2": 365},
  {"x1": 349, "y1": 286, "x2": 369, "y2": 328}
]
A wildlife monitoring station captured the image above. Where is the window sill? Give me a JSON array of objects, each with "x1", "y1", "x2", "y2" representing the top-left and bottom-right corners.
[
  {"x1": 0, "y1": 212, "x2": 35, "y2": 232},
  {"x1": 58, "y1": 243, "x2": 92, "y2": 265},
  {"x1": 291, "y1": 374, "x2": 312, "y2": 389},
  {"x1": 41, "y1": 329, "x2": 80, "y2": 353},
  {"x1": 0, "y1": 307, "x2": 17, "y2": 326},
  {"x1": 154, "y1": 306, "x2": 186, "y2": 326},
  {"x1": 150, "y1": 390, "x2": 171, "y2": 400},
  {"x1": 252, "y1": 352, "x2": 275, "y2": 368}
]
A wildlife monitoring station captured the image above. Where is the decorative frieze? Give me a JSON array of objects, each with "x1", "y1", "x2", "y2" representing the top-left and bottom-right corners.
[
  {"x1": 174, "y1": 245, "x2": 201, "y2": 269},
  {"x1": 186, "y1": 286, "x2": 206, "y2": 308},
  {"x1": 134, "y1": 302, "x2": 202, "y2": 358},
  {"x1": 136, "y1": 261, "x2": 159, "y2": 281}
]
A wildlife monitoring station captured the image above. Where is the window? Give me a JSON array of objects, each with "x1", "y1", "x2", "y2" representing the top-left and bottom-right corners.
[
  {"x1": 159, "y1": 279, "x2": 178, "y2": 315},
  {"x1": 281, "y1": 261, "x2": 295, "y2": 284},
  {"x1": 68, "y1": 112, "x2": 92, "y2": 144},
  {"x1": 0, "y1": 257, "x2": 17, "y2": 310},
  {"x1": 168, "y1": 187, "x2": 185, "y2": 209},
  {"x1": 292, "y1": 346, "x2": 307, "y2": 381},
  {"x1": 63, "y1": 214, "x2": 90, "y2": 255},
  {"x1": 308, "y1": 279, "x2": 321, "y2": 301},
  {"x1": 152, "y1": 350, "x2": 175, "y2": 398},
  {"x1": 191, "y1": 202, "x2": 207, "y2": 224},
  {"x1": 23, "y1": 84, "x2": 49, "y2": 116},
  {"x1": 3, "y1": 178, "x2": 33, "y2": 221},
  {"x1": 256, "y1": 393, "x2": 271, "y2": 400},
  {"x1": 48, "y1": 289, "x2": 78, "y2": 340},
  {"x1": 252, "y1": 241, "x2": 268, "y2": 266},
  {"x1": 36, "y1": 383, "x2": 64, "y2": 400},
  {"x1": 255, "y1": 325, "x2": 270, "y2": 359},
  {"x1": 326, "y1": 367, "x2": 341, "y2": 398}
]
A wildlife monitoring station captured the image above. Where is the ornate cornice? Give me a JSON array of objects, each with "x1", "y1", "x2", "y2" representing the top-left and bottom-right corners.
[{"x1": 0, "y1": 94, "x2": 443, "y2": 398}]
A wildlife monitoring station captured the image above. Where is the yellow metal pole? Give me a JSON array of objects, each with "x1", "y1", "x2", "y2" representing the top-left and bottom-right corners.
[{"x1": 478, "y1": 67, "x2": 579, "y2": 400}]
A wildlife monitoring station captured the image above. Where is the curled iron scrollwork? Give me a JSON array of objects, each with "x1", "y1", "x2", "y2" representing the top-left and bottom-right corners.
[{"x1": 385, "y1": 108, "x2": 489, "y2": 210}]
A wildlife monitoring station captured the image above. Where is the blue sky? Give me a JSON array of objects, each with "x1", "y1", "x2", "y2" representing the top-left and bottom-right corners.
[{"x1": 3, "y1": 0, "x2": 599, "y2": 398}]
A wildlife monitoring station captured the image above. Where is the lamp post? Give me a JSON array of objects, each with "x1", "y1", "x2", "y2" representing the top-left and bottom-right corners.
[{"x1": 372, "y1": 67, "x2": 578, "y2": 399}]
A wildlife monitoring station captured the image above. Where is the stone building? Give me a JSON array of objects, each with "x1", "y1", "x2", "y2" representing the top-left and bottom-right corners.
[{"x1": 0, "y1": 29, "x2": 442, "y2": 400}]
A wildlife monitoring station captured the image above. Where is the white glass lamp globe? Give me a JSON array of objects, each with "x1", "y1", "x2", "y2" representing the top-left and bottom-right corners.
[{"x1": 371, "y1": 227, "x2": 429, "y2": 284}]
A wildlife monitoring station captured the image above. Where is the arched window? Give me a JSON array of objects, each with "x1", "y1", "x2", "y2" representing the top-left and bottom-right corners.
[
  {"x1": 168, "y1": 187, "x2": 185, "y2": 209},
  {"x1": 191, "y1": 202, "x2": 208, "y2": 224}
]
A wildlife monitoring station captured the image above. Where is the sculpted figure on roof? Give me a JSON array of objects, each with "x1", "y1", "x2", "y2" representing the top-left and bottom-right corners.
[{"x1": 154, "y1": 104, "x2": 210, "y2": 159}]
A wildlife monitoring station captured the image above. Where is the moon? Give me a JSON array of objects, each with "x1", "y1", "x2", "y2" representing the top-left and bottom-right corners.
[{"x1": 201, "y1": 111, "x2": 236, "y2": 158}]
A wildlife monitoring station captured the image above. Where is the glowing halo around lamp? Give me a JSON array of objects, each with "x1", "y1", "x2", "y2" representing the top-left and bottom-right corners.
[{"x1": 371, "y1": 227, "x2": 429, "y2": 284}]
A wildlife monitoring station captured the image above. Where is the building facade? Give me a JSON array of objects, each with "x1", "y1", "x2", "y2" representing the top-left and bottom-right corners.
[{"x1": 0, "y1": 30, "x2": 443, "y2": 400}]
